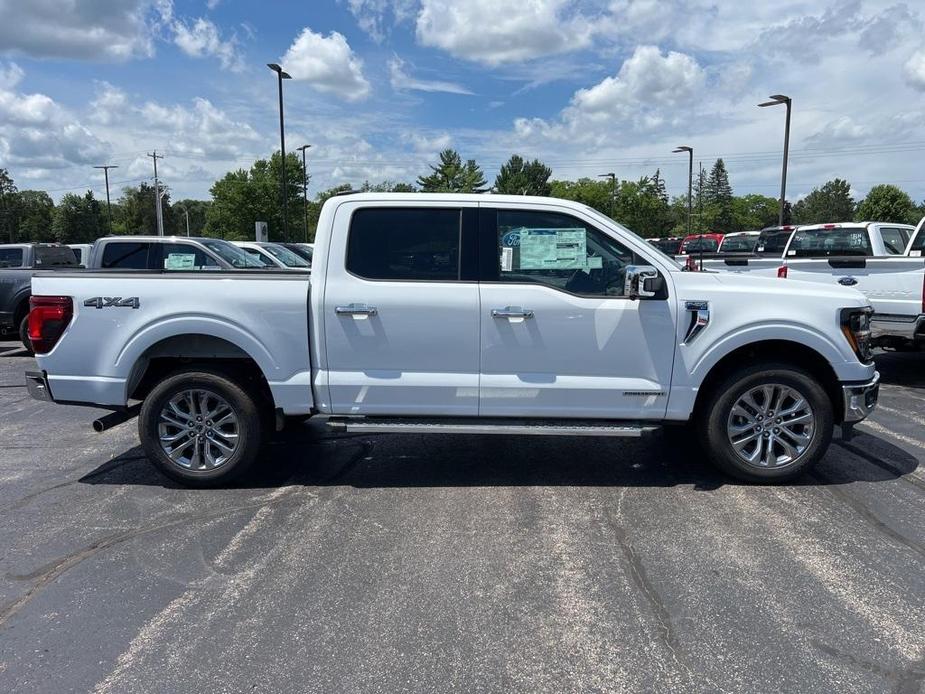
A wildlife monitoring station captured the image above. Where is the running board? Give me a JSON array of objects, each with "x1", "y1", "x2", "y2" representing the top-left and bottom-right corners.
[{"x1": 325, "y1": 417, "x2": 661, "y2": 438}]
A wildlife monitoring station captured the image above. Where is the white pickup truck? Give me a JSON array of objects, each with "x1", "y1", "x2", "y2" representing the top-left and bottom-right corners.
[{"x1": 26, "y1": 194, "x2": 879, "y2": 486}]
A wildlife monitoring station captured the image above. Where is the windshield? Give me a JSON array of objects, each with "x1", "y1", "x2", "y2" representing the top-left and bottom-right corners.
[
  {"x1": 261, "y1": 243, "x2": 310, "y2": 267},
  {"x1": 720, "y1": 235, "x2": 757, "y2": 253},
  {"x1": 755, "y1": 229, "x2": 793, "y2": 256},
  {"x1": 681, "y1": 238, "x2": 719, "y2": 253},
  {"x1": 788, "y1": 228, "x2": 872, "y2": 257},
  {"x1": 283, "y1": 243, "x2": 313, "y2": 262},
  {"x1": 200, "y1": 239, "x2": 269, "y2": 268}
]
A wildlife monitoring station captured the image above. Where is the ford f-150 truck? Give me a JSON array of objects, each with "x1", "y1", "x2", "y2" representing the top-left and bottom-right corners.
[
  {"x1": 26, "y1": 194, "x2": 880, "y2": 486},
  {"x1": 0, "y1": 243, "x2": 79, "y2": 349}
]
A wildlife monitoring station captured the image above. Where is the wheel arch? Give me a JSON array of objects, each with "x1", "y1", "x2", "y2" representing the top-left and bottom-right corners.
[{"x1": 692, "y1": 340, "x2": 845, "y2": 423}]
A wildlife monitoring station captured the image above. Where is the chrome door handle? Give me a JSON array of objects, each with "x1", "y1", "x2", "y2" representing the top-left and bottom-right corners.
[
  {"x1": 336, "y1": 303, "x2": 378, "y2": 316},
  {"x1": 492, "y1": 306, "x2": 534, "y2": 319}
]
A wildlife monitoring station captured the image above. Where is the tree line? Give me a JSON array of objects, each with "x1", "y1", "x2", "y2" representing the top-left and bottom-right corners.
[{"x1": 1, "y1": 150, "x2": 923, "y2": 245}]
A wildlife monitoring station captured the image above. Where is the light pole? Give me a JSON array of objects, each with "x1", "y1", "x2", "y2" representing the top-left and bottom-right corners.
[
  {"x1": 93, "y1": 164, "x2": 118, "y2": 235},
  {"x1": 268, "y1": 63, "x2": 292, "y2": 240},
  {"x1": 297, "y1": 144, "x2": 311, "y2": 242},
  {"x1": 672, "y1": 146, "x2": 693, "y2": 236},
  {"x1": 146, "y1": 151, "x2": 165, "y2": 236},
  {"x1": 177, "y1": 205, "x2": 190, "y2": 236},
  {"x1": 598, "y1": 172, "x2": 616, "y2": 218},
  {"x1": 759, "y1": 94, "x2": 792, "y2": 226}
]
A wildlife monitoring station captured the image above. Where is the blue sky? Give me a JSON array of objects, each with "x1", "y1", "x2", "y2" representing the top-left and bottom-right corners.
[{"x1": 1, "y1": 0, "x2": 925, "y2": 204}]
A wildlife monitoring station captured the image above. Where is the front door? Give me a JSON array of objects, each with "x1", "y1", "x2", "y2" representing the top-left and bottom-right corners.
[
  {"x1": 478, "y1": 206, "x2": 676, "y2": 419},
  {"x1": 322, "y1": 203, "x2": 480, "y2": 416}
]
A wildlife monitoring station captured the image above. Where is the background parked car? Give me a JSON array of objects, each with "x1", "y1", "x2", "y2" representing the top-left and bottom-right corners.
[
  {"x1": 231, "y1": 241, "x2": 311, "y2": 270},
  {"x1": 67, "y1": 244, "x2": 93, "y2": 266},
  {"x1": 88, "y1": 236, "x2": 268, "y2": 270},
  {"x1": 647, "y1": 237, "x2": 682, "y2": 254},
  {"x1": 280, "y1": 242, "x2": 313, "y2": 264},
  {"x1": 717, "y1": 231, "x2": 759, "y2": 254},
  {"x1": 783, "y1": 222, "x2": 915, "y2": 258},
  {"x1": 678, "y1": 233, "x2": 724, "y2": 255}
]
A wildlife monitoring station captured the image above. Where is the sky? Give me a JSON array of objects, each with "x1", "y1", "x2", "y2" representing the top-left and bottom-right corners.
[{"x1": 1, "y1": 0, "x2": 924, "y2": 205}]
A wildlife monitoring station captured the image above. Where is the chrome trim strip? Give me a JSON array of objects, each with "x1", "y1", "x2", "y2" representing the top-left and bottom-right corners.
[
  {"x1": 683, "y1": 300, "x2": 710, "y2": 344},
  {"x1": 841, "y1": 372, "x2": 880, "y2": 423}
]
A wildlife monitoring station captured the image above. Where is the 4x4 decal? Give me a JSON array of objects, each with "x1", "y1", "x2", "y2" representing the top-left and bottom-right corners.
[{"x1": 84, "y1": 297, "x2": 140, "y2": 309}]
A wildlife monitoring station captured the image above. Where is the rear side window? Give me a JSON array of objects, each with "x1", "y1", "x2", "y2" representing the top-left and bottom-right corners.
[
  {"x1": 101, "y1": 242, "x2": 152, "y2": 269},
  {"x1": 0, "y1": 248, "x2": 23, "y2": 267},
  {"x1": 879, "y1": 227, "x2": 909, "y2": 255},
  {"x1": 347, "y1": 208, "x2": 461, "y2": 281},
  {"x1": 34, "y1": 246, "x2": 78, "y2": 267}
]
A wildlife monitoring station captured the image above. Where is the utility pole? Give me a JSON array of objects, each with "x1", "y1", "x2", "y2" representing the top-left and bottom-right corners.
[
  {"x1": 297, "y1": 144, "x2": 311, "y2": 242},
  {"x1": 147, "y1": 151, "x2": 165, "y2": 236},
  {"x1": 93, "y1": 165, "x2": 118, "y2": 235},
  {"x1": 759, "y1": 94, "x2": 792, "y2": 226},
  {"x1": 598, "y1": 172, "x2": 616, "y2": 218},
  {"x1": 698, "y1": 163, "x2": 704, "y2": 234},
  {"x1": 672, "y1": 147, "x2": 693, "y2": 236},
  {"x1": 268, "y1": 64, "x2": 292, "y2": 240}
]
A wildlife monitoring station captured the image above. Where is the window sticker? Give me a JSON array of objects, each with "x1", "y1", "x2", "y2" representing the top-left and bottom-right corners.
[
  {"x1": 165, "y1": 253, "x2": 196, "y2": 270},
  {"x1": 911, "y1": 250, "x2": 922, "y2": 257},
  {"x1": 519, "y1": 228, "x2": 587, "y2": 270},
  {"x1": 500, "y1": 246, "x2": 513, "y2": 271}
]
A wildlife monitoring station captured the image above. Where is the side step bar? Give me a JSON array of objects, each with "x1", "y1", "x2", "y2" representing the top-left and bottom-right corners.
[{"x1": 326, "y1": 417, "x2": 661, "y2": 438}]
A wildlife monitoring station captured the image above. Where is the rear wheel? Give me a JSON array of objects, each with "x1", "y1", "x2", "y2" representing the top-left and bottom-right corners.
[
  {"x1": 18, "y1": 314, "x2": 32, "y2": 354},
  {"x1": 699, "y1": 364, "x2": 833, "y2": 483},
  {"x1": 139, "y1": 369, "x2": 264, "y2": 487}
]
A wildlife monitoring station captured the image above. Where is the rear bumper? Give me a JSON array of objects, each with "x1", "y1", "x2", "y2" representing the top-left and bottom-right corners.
[
  {"x1": 25, "y1": 370, "x2": 52, "y2": 401},
  {"x1": 841, "y1": 372, "x2": 879, "y2": 423},
  {"x1": 871, "y1": 314, "x2": 925, "y2": 342}
]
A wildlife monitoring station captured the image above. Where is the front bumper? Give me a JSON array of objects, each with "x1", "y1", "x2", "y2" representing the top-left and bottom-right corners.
[
  {"x1": 871, "y1": 314, "x2": 925, "y2": 342},
  {"x1": 841, "y1": 372, "x2": 879, "y2": 423},
  {"x1": 25, "y1": 370, "x2": 52, "y2": 402}
]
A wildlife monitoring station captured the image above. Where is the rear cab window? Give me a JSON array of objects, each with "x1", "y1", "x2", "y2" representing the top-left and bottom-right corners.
[
  {"x1": 787, "y1": 227, "x2": 872, "y2": 257},
  {"x1": 0, "y1": 248, "x2": 24, "y2": 268},
  {"x1": 347, "y1": 208, "x2": 461, "y2": 281},
  {"x1": 755, "y1": 229, "x2": 794, "y2": 256}
]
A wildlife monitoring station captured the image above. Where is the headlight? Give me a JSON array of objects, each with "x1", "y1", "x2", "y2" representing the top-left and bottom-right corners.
[{"x1": 840, "y1": 307, "x2": 873, "y2": 363}]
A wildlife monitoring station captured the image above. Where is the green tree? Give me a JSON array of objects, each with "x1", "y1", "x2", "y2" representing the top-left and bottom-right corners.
[
  {"x1": 731, "y1": 194, "x2": 780, "y2": 231},
  {"x1": 417, "y1": 149, "x2": 486, "y2": 192},
  {"x1": 17, "y1": 190, "x2": 55, "y2": 241},
  {"x1": 359, "y1": 180, "x2": 417, "y2": 192},
  {"x1": 205, "y1": 151, "x2": 305, "y2": 240},
  {"x1": 549, "y1": 178, "x2": 613, "y2": 216},
  {"x1": 51, "y1": 191, "x2": 103, "y2": 243},
  {"x1": 703, "y1": 158, "x2": 735, "y2": 231},
  {"x1": 614, "y1": 177, "x2": 672, "y2": 237},
  {"x1": 115, "y1": 183, "x2": 176, "y2": 236},
  {"x1": 0, "y1": 168, "x2": 19, "y2": 243},
  {"x1": 854, "y1": 184, "x2": 918, "y2": 224},
  {"x1": 172, "y1": 199, "x2": 210, "y2": 237},
  {"x1": 494, "y1": 155, "x2": 552, "y2": 196},
  {"x1": 792, "y1": 178, "x2": 854, "y2": 225}
]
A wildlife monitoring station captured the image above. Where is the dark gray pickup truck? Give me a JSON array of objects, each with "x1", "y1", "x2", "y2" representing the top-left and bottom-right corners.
[{"x1": 0, "y1": 244, "x2": 79, "y2": 350}]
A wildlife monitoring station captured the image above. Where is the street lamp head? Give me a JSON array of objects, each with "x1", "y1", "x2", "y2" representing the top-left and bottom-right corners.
[
  {"x1": 597, "y1": 172, "x2": 615, "y2": 179},
  {"x1": 759, "y1": 94, "x2": 790, "y2": 107},
  {"x1": 297, "y1": 144, "x2": 312, "y2": 152},
  {"x1": 673, "y1": 146, "x2": 692, "y2": 153},
  {"x1": 267, "y1": 63, "x2": 292, "y2": 79}
]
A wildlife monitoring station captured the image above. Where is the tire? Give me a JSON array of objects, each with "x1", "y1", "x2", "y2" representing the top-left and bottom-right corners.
[
  {"x1": 699, "y1": 363, "x2": 833, "y2": 483},
  {"x1": 138, "y1": 369, "x2": 264, "y2": 487},
  {"x1": 18, "y1": 314, "x2": 33, "y2": 354}
]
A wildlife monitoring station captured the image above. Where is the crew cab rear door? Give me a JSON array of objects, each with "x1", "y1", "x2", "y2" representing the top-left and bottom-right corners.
[
  {"x1": 477, "y1": 204, "x2": 676, "y2": 419},
  {"x1": 322, "y1": 201, "x2": 480, "y2": 416}
]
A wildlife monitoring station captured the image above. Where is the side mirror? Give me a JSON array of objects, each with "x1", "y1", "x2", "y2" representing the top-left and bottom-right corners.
[{"x1": 624, "y1": 265, "x2": 665, "y2": 300}]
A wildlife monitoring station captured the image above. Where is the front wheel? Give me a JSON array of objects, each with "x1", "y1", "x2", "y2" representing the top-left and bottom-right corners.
[
  {"x1": 699, "y1": 364, "x2": 833, "y2": 483},
  {"x1": 139, "y1": 369, "x2": 264, "y2": 487}
]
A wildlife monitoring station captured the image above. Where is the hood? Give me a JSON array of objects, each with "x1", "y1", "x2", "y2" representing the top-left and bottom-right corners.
[{"x1": 676, "y1": 269, "x2": 870, "y2": 307}]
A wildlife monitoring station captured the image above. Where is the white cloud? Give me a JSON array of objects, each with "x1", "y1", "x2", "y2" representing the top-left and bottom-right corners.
[
  {"x1": 904, "y1": 50, "x2": 925, "y2": 91},
  {"x1": 172, "y1": 17, "x2": 242, "y2": 71},
  {"x1": 0, "y1": 61, "x2": 23, "y2": 89},
  {"x1": 0, "y1": 0, "x2": 160, "y2": 61},
  {"x1": 89, "y1": 82, "x2": 128, "y2": 125},
  {"x1": 416, "y1": 0, "x2": 594, "y2": 65},
  {"x1": 388, "y1": 56, "x2": 472, "y2": 94},
  {"x1": 402, "y1": 131, "x2": 453, "y2": 153},
  {"x1": 345, "y1": 0, "x2": 418, "y2": 42},
  {"x1": 280, "y1": 28, "x2": 371, "y2": 102}
]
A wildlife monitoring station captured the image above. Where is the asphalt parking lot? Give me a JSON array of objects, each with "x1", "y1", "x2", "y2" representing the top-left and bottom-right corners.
[{"x1": 0, "y1": 340, "x2": 923, "y2": 693}]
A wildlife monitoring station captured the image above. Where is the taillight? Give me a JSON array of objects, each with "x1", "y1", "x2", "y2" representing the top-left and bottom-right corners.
[
  {"x1": 28, "y1": 296, "x2": 73, "y2": 354},
  {"x1": 777, "y1": 265, "x2": 788, "y2": 278},
  {"x1": 685, "y1": 255, "x2": 697, "y2": 271}
]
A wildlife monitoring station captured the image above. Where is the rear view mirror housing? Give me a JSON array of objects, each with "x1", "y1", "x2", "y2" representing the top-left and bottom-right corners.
[{"x1": 624, "y1": 265, "x2": 667, "y2": 300}]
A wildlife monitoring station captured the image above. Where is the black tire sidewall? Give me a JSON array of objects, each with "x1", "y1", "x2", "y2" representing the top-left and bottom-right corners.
[
  {"x1": 19, "y1": 314, "x2": 33, "y2": 353},
  {"x1": 139, "y1": 370, "x2": 263, "y2": 487},
  {"x1": 701, "y1": 365, "x2": 833, "y2": 483}
]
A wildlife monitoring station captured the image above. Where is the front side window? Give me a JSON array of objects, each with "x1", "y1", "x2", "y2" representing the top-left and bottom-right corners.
[
  {"x1": 160, "y1": 243, "x2": 220, "y2": 270},
  {"x1": 200, "y1": 239, "x2": 267, "y2": 268},
  {"x1": 262, "y1": 243, "x2": 310, "y2": 267},
  {"x1": 495, "y1": 209, "x2": 639, "y2": 297},
  {"x1": 879, "y1": 227, "x2": 909, "y2": 255},
  {"x1": 101, "y1": 242, "x2": 151, "y2": 269},
  {"x1": 347, "y1": 208, "x2": 461, "y2": 281},
  {"x1": 0, "y1": 248, "x2": 23, "y2": 268}
]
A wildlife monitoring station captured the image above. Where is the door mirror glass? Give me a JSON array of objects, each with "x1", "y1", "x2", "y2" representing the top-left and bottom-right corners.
[{"x1": 624, "y1": 265, "x2": 664, "y2": 300}]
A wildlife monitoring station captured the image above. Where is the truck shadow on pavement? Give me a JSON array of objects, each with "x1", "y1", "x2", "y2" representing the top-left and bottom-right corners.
[
  {"x1": 874, "y1": 350, "x2": 925, "y2": 388},
  {"x1": 79, "y1": 426, "x2": 920, "y2": 492}
]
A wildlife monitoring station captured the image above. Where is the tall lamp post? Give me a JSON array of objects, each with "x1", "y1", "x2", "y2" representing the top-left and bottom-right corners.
[
  {"x1": 598, "y1": 172, "x2": 616, "y2": 218},
  {"x1": 93, "y1": 164, "x2": 118, "y2": 235},
  {"x1": 296, "y1": 144, "x2": 311, "y2": 242},
  {"x1": 759, "y1": 94, "x2": 792, "y2": 226},
  {"x1": 672, "y1": 146, "x2": 693, "y2": 236},
  {"x1": 268, "y1": 63, "x2": 292, "y2": 240}
]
